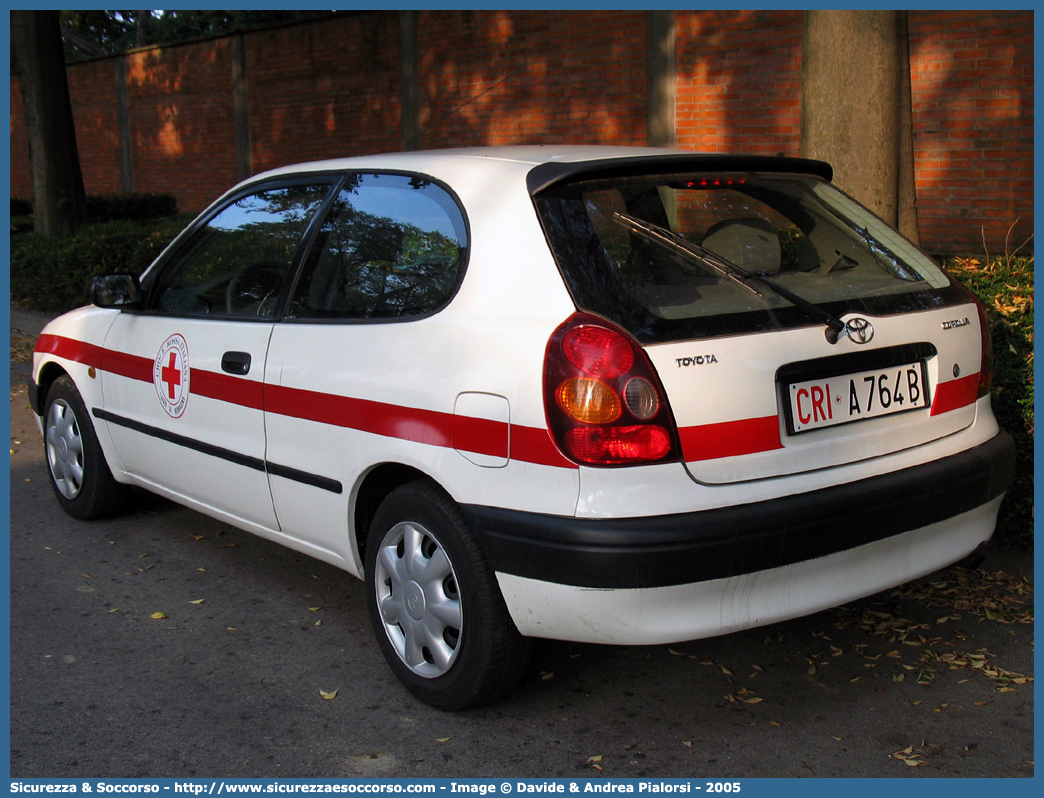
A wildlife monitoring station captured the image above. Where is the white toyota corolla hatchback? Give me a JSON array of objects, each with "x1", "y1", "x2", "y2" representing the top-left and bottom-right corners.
[{"x1": 31, "y1": 146, "x2": 1015, "y2": 709}]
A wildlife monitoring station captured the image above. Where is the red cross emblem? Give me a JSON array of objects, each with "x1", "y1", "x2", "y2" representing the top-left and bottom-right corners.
[
  {"x1": 161, "y1": 351, "x2": 181, "y2": 400},
  {"x1": 154, "y1": 334, "x2": 190, "y2": 417}
]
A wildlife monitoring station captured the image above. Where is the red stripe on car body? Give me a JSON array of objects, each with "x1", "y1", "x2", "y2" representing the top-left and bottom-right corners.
[
  {"x1": 193, "y1": 369, "x2": 265, "y2": 410},
  {"x1": 930, "y1": 374, "x2": 980, "y2": 416},
  {"x1": 36, "y1": 334, "x2": 575, "y2": 469},
  {"x1": 678, "y1": 416, "x2": 784, "y2": 462},
  {"x1": 39, "y1": 335, "x2": 977, "y2": 469}
]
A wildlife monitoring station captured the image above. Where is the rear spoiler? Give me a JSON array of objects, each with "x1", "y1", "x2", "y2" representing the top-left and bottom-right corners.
[{"x1": 527, "y1": 154, "x2": 833, "y2": 195}]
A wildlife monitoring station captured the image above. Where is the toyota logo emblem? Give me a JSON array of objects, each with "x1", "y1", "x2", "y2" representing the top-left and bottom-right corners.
[{"x1": 844, "y1": 317, "x2": 874, "y2": 344}]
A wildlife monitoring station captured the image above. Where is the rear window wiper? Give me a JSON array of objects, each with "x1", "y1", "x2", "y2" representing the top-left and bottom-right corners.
[{"x1": 613, "y1": 211, "x2": 847, "y2": 340}]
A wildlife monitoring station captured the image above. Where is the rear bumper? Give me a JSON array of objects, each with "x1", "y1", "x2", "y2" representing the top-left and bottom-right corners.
[
  {"x1": 496, "y1": 498, "x2": 1004, "y2": 645},
  {"x1": 463, "y1": 431, "x2": 1015, "y2": 590}
]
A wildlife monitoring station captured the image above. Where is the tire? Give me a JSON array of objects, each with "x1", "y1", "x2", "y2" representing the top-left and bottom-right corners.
[
  {"x1": 43, "y1": 375, "x2": 126, "y2": 520},
  {"x1": 365, "y1": 479, "x2": 532, "y2": 710}
]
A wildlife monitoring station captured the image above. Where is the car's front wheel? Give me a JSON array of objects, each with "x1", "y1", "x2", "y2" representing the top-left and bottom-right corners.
[
  {"x1": 365, "y1": 479, "x2": 531, "y2": 710},
  {"x1": 43, "y1": 375, "x2": 126, "y2": 520}
]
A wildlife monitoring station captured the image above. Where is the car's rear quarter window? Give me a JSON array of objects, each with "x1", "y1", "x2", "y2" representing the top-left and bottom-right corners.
[{"x1": 288, "y1": 173, "x2": 468, "y2": 322}]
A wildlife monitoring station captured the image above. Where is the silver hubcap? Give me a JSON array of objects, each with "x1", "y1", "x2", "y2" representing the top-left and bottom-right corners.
[
  {"x1": 45, "y1": 399, "x2": 84, "y2": 500},
  {"x1": 374, "y1": 521, "x2": 462, "y2": 678}
]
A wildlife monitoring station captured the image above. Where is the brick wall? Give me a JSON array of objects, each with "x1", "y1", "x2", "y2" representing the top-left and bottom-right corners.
[
  {"x1": 67, "y1": 58, "x2": 123, "y2": 196},
  {"x1": 909, "y1": 11, "x2": 1034, "y2": 253},
  {"x1": 417, "y1": 10, "x2": 648, "y2": 148},
  {"x1": 8, "y1": 10, "x2": 1033, "y2": 254},
  {"x1": 9, "y1": 76, "x2": 29, "y2": 199},
  {"x1": 245, "y1": 14, "x2": 401, "y2": 174},
  {"x1": 675, "y1": 10, "x2": 804, "y2": 157},
  {"x1": 123, "y1": 38, "x2": 239, "y2": 213}
]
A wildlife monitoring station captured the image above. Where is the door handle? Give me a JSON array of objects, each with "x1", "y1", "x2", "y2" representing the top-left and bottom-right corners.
[{"x1": 221, "y1": 351, "x2": 252, "y2": 375}]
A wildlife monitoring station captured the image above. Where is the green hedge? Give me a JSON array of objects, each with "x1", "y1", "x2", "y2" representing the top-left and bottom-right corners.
[
  {"x1": 947, "y1": 256, "x2": 1034, "y2": 550},
  {"x1": 8, "y1": 215, "x2": 1034, "y2": 548},
  {"x1": 12, "y1": 192, "x2": 179, "y2": 224},
  {"x1": 86, "y1": 192, "x2": 179, "y2": 222},
  {"x1": 10, "y1": 215, "x2": 191, "y2": 313}
]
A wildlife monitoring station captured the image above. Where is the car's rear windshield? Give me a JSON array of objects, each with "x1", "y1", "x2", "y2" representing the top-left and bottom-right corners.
[{"x1": 533, "y1": 171, "x2": 966, "y2": 343}]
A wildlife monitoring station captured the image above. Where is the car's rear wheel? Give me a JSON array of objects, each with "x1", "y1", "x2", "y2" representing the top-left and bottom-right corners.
[
  {"x1": 44, "y1": 375, "x2": 126, "y2": 520},
  {"x1": 365, "y1": 479, "x2": 531, "y2": 710}
]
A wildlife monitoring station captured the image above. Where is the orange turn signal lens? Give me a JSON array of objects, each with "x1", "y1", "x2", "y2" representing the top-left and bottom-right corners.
[{"x1": 556, "y1": 378, "x2": 622, "y2": 424}]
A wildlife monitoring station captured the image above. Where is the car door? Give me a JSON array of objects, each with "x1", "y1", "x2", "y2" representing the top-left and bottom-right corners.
[
  {"x1": 97, "y1": 180, "x2": 334, "y2": 530},
  {"x1": 263, "y1": 172, "x2": 471, "y2": 563}
]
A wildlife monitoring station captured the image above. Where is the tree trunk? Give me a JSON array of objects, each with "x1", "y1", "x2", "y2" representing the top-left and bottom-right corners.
[
  {"x1": 895, "y1": 12, "x2": 920, "y2": 245},
  {"x1": 11, "y1": 10, "x2": 87, "y2": 237},
  {"x1": 800, "y1": 10, "x2": 919, "y2": 243}
]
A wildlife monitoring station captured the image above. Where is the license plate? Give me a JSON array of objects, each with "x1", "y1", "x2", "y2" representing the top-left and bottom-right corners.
[{"x1": 786, "y1": 361, "x2": 929, "y2": 434}]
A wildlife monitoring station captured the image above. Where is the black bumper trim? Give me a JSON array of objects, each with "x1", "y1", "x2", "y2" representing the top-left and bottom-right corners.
[
  {"x1": 27, "y1": 377, "x2": 40, "y2": 415},
  {"x1": 463, "y1": 432, "x2": 1015, "y2": 590}
]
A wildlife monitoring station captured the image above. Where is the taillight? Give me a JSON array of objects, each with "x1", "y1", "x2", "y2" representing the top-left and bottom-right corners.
[
  {"x1": 544, "y1": 313, "x2": 679, "y2": 466},
  {"x1": 975, "y1": 298, "x2": 994, "y2": 399}
]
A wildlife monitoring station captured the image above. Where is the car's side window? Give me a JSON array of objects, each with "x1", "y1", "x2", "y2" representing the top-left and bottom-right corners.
[
  {"x1": 287, "y1": 173, "x2": 468, "y2": 321},
  {"x1": 149, "y1": 183, "x2": 331, "y2": 318}
]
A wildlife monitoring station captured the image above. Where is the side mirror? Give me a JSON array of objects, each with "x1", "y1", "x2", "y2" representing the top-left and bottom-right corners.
[{"x1": 91, "y1": 274, "x2": 142, "y2": 309}]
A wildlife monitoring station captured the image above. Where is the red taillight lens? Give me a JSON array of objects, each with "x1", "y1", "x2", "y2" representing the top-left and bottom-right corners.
[
  {"x1": 544, "y1": 313, "x2": 678, "y2": 466},
  {"x1": 562, "y1": 326, "x2": 634, "y2": 377},
  {"x1": 566, "y1": 426, "x2": 673, "y2": 464},
  {"x1": 975, "y1": 298, "x2": 994, "y2": 399}
]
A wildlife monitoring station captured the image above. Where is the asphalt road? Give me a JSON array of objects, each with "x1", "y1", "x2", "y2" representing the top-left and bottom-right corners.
[{"x1": 7, "y1": 331, "x2": 1034, "y2": 780}]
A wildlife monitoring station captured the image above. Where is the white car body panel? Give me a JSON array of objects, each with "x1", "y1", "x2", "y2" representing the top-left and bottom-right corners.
[
  {"x1": 97, "y1": 314, "x2": 279, "y2": 529},
  {"x1": 32, "y1": 306, "x2": 120, "y2": 455},
  {"x1": 573, "y1": 395, "x2": 999, "y2": 519},
  {"x1": 651, "y1": 305, "x2": 982, "y2": 484},
  {"x1": 29, "y1": 145, "x2": 1014, "y2": 663},
  {"x1": 497, "y1": 498, "x2": 1002, "y2": 645}
]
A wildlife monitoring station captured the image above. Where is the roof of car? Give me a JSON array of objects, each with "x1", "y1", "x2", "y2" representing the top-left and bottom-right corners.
[{"x1": 250, "y1": 145, "x2": 834, "y2": 193}]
